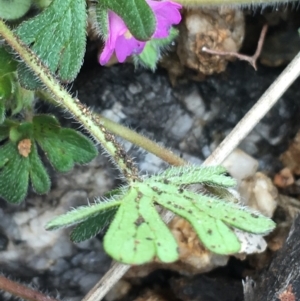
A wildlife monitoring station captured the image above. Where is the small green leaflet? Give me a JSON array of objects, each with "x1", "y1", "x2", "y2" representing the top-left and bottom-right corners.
[
  {"x1": 46, "y1": 166, "x2": 276, "y2": 265},
  {"x1": 15, "y1": 0, "x2": 86, "y2": 89}
]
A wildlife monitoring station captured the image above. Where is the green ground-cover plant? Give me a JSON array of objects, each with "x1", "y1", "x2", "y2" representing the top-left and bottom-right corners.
[{"x1": 0, "y1": 0, "x2": 276, "y2": 268}]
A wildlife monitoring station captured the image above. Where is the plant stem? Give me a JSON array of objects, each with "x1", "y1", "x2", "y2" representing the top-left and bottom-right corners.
[
  {"x1": 0, "y1": 275, "x2": 59, "y2": 301},
  {"x1": 0, "y1": 19, "x2": 138, "y2": 183},
  {"x1": 82, "y1": 51, "x2": 300, "y2": 301},
  {"x1": 96, "y1": 116, "x2": 187, "y2": 166},
  {"x1": 37, "y1": 90, "x2": 187, "y2": 167}
]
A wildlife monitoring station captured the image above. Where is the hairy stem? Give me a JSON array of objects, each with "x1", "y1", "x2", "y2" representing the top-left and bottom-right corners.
[
  {"x1": 96, "y1": 116, "x2": 188, "y2": 166},
  {"x1": 0, "y1": 19, "x2": 138, "y2": 183},
  {"x1": 0, "y1": 275, "x2": 59, "y2": 301},
  {"x1": 37, "y1": 90, "x2": 187, "y2": 167}
]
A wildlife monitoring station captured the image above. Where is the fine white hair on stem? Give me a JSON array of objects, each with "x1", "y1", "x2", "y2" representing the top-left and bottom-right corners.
[{"x1": 82, "y1": 52, "x2": 300, "y2": 301}]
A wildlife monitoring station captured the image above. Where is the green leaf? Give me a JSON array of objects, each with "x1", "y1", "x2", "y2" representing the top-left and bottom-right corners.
[
  {"x1": 150, "y1": 165, "x2": 236, "y2": 188},
  {"x1": 47, "y1": 165, "x2": 276, "y2": 264},
  {"x1": 29, "y1": 142, "x2": 50, "y2": 194},
  {"x1": 46, "y1": 199, "x2": 121, "y2": 230},
  {"x1": 33, "y1": 0, "x2": 52, "y2": 9},
  {"x1": 0, "y1": 123, "x2": 10, "y2": 142},
  {"x1": 16, "y1": 0, "x2": 87, "y2": 87},
  {"x1": 103, "y1": 187, "x2": 179, "y2": 264},
  {"x1": 0, "y1": 119, "x2": 54, "y2": 203},
  {"x1": 141, "y1": 181, "x2": 275, "y2": 235},
  {"x1": 0, "y1": 48, "x2": 18, "y2": 116},
  {"x1": 70, "y1": 208, "x2": 118, "y2": 243},
  {"x1": 0, "y1": 47, "x2": 18, "y2": 75},
  {"x1": 0, "y1": 75, "x2": 13, "y2": 101},
  {"x1": 0, "y1": 142, "x2": 29, "y2": 203},
  {"x1": 136, "y1": 27, "x2": 179, "y2": 70},
  {"x1": 16, "y1": 63, "x2": 41, "y2": 90},
  {"x1": 9, "y1": 122, "x2": 33, "y2": 142},
  {"x1": 12, "y1": 85, "x2": 35, "y2": 115},
  {"x1": 136, "y1": 42, "x2": 157, "y2": 70},
  {"x1": 0, "y1": 0, "x2": 32, "y2": 20},
  {"x1": 0, "y1": 102, "x2": 5, "y2": 124},
  {"x1": 33, "y1": 115, "x2": 98, "y2": 172},
  {"x1": 0, "y1": 127, "x2": 51, "y2": 203},
  {"x1": 100, "y1": 0, "x2": 156, "y2": 41},
  {"x1": 134, "y1": 182, "x2": 239, "y2": 254}
]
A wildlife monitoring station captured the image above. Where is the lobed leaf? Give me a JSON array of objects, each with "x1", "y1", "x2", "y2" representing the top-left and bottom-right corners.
[
  {"x1": 142, "y1": 181, "x2": 275, "y2": 254},
  {"x1": 0, "y1": 138, "x2": 52, "y2": 203},
  {"x1": 144, "y1": 181, "x2": 275, "y2": 235},
  {"x1": 46, "y1": 200, "x2": 121, "y2": 230},
  {"x1": 46, "y1": 165, "x2": 276, "y2": 264},
  {"x1": 140, "y1": 182, "x2": 240, "y2": 254},
  {"x1": 16, "y1": 0, "x2": 87, "y2": 88},
  {"x1": 33, "y1": 115, "x2": 98, "y2": 172},
  {"x1": 104, "y1": 187, "x2": 179, "y2": 265}
]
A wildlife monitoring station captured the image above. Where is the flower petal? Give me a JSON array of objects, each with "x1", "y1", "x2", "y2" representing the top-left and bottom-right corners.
[
  {"x1": 115, "y1": 35, "x2": 146, "y2": 62},
  {"x1": 99, "y1": 0, "x2": 182, "y2": 65},
  {"x1": 147, "y1": 0, "x2": 182, "y2": 39},
  {"x1": 99, "y1": 11, "x2": 128, "y2": 65}
]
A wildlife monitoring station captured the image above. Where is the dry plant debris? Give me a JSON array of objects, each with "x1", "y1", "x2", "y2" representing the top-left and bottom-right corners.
[
  {"x1": 279, "y1": 285, "x2": 296, "y2": 301},
  {"x1": 280, "y1": 131, "x2": 300, "y2": 175},
  {"x1": 177, "y1": 7, "x2": 245, "y2": 75}
]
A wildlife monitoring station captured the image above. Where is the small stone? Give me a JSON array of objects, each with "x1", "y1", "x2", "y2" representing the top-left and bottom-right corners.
[
  {"x1": 79, "y1": 273, "x2": 102, "y2": 293},
  {"x1": 128, "y1": 82, "x2": 142, "y2": 94},
  {"x1": 239, "y1": 172, "x2": 278, "y2": 218},
  {"x1": 183, "y1": 90, "x2": 206, "y2": 118},
  {"x1": 223, "y1": 149, "x2": 259, "y2": 182},
  {"x1": 274, "y1": 168, "x2": 294, "y2": 188},
  {"x1": 167, "y1": 112, "x2": 194, "y2": 140}
]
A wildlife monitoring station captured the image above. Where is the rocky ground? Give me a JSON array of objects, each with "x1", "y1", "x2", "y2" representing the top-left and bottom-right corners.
[{"x1": 1, "y1": 5, "x2": 300, "y2": 301}]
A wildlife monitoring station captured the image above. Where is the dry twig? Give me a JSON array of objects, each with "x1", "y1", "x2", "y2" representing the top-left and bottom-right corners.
[{"x1": 202, "y1": 24, "x2": 268, "y2": 70}]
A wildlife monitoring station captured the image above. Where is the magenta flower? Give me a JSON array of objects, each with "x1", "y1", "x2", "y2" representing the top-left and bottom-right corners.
[{"x1": 99, "y1": 0, "x2": 182, "y2": 65}]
